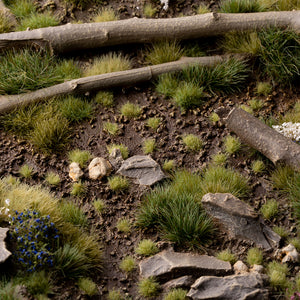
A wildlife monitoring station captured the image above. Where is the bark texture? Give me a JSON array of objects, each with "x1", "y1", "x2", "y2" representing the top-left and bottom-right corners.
[
  {"x1": 0, "y1": 11, "x2": 299, "y2": 53},
  {"x1": 217, "y1": 107, "x2": 300, "y2": 170},
  {"x1": 0, "y1": 55, "x2": 223, "y2": 114}
]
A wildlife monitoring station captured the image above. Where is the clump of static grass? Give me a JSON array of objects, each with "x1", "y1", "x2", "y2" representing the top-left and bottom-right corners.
[
  {"x1": 156, "y1": 73, "x2": 180, "y2": 97},
  {"x1": 251, "y1": 160, "x2": 265, "y2": 174},
  {"x1": 200, "y1": 165, "x2": 249, "y2": 198},
  {"x1": 216, "y1": 249, "x2": 237, "y2": 264},
  {"x1": 24, "y1": 270, "x2": 52, "y2": 296},
  {"x1": 143, "y1": 3, "x2": 157, "y2": 17},
  {"x1": 9, "y1": 0, "x2": 36, "y2": 19},
  {"x1": 135, "y1": 239, "x2": 159, "y2": 257},
  {"x1": 142, "y1": 138, "x2": 156, "y2": 154},
  {"x1": 220, "y1": 0, "x2": 266, "y2": 13},
  {"x1": 107, "y1": 289, "x2": 123, "y2": 300},
  {"x1": 0, "y1": 11, "x2": 14, "y2": 33},
  {"x1": 116, "y1": 218, "x2": 131, "y2": 233},
  {"x1": 17, "y1": 11, "x2": 59, "y2": 31},
  {"x1": 265, "y1": 0, "x2": 300, "y2": 11},
  {"x1": 45, "y1": 171, "x2": 60, "y2": 186},
  {"x1": 256, "y1": 81, "x2": 272, "y2": 96},
  {"x1": 246, "y1": 247, "x2": 263, "y2": 266},
  {"x1": 248, "y1": 98, "x2": 264, "y2": 111},
  {"x1": 68, "y1": 149, "x2": 92, "y2": 168},
  {"x1": 211, "y1": 153, "x2": 227, "y2": 166},
  {"x1": 103, "y1": 121, "x2": 120, "y2": 135},
  {"x1": 138, "y1": 277, "x2": 160, "y2": 298},
  {"x1": 163, "y1": 160, "x2": 175, "y2": 172},
  {"x1": 289, "y1": 238, "x2": 300, "y2": 251},
  {"x1": 120, "y1": 256, "x2": 136, "y2": 273},
  {"x1": 273, "y1": 226, "x2": 289, "y2": 239},
  {"x1": 267, "y1": 261, "x2": 289, "y2": 288},
  {"x1": 93, "y1": 199, "x2": 105, "y2": 214},
  {"x1": 197, "y1": 4, "x2": 210, "y2": 14},
  {"x1": 19, "y1": 164, "x2": 33, "y2": 179},
  {"x1": 107, "y1": 143, "x2": 129, "y2": 159},
  {"x1": 224, "y1": 135, "x2": 241, "y2": 155},
  {"x1": 0, "y1": 280, "x2": 19, "y2": 299},
  {"x1": 71, "y1": 181, "x2": 86, "y2": 197},
  {"x1": 60, "y1": 96, "x2": 94, "y2": 123},
  {"x1": 95, "y1": 91, "x2": 114, "y2": 107},
  {"x1": 120, "y1": 102, "x2": 142, "y2": 119},
  {"x1": 30, "y1": 114, "x2": 70, "y2": 154},
  {"x1": 145, "y1": 40, "x2": 184, "y2": 65},
  {"x1": 240, "y1": 104, "x2": 253, "y2": 114},
  {"x1": 60, "y1": 201, "x2": 88, "y2": 228},
  {"x1": 281, "y1": 101, "x2": 300, "y2": 123},
  {"x1": 260, "y1": 199, "x2": 278, "y2": 220},
  {"x1": 209, "y1": 112, "x2": 220, "y2": 123},
  {"x1": 173, "y1": 82, "x2": 206, "y2": 110},
  {"x1": 55, "y1": 59, "x2": 82, "y2": 81},
  {"x1": 146, "y1": 117, "x2": 160, "y2": 130},
  {"x1": 182, "y1": 58, "x2": 249, "y2": 94},
  {"x1": 84, "y1": 52, "x2": 131, "y2": 77},
  {"x1": 182, "y1": 134, "x2": 203, "y2": 152},
  {"x1": 78, "y1": 278, "x2": 98, "y2": 296},
  {"x1": 0, "y1": 49, "x2": 62, "y2": 95},
  {"x1": 163, "y1": 288, "x2": 187, "y2": 300},
  {"x1": 271, "y1": 165, "x2": 295, "y2": 192},
  {"x1": 108, "y1": 175, "x2": 129, "y2": 192},
  {"x1": 93, "y1": 7, "x2": 119, "y2": 22}
]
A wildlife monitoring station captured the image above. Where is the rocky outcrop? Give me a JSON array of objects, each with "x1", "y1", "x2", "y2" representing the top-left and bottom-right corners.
[
  {"x1": 187, "y1": 273, "x2": 269, "y2": 300},
  {"x1": 88, "y1": 157, "x2": 112, "y2": 180},
  {"x1": 69, "y1": 162, "x2": 83, "y2": 181},
  {"x1": 139, "y1": 250, "x2": 232, "y2": 282},
  {"x1": 117, "y1": 155, "x2": 165, "y2": 186},
  {"x1": 202, "y1": 193, "x2": 281, "y2": 250},
  {"x1": 0, "y1": 227, "x2": 11, "y2": 263}
]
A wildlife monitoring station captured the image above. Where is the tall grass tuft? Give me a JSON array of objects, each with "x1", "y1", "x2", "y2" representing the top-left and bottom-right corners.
[
  {"x1": 0, "y1": 11, "x2": 14, "y2": 33},
  {"x1": 9, "y1": 0, "x2": 36, "y2": 19},
  {"x1": 93, "y1": 7, "x2": 119, "y2": 22},
  {"x1": 156, "y1": 73, "x2": 180, "y2": 97},
  {"x1": 60, "y1": 201, "x2": 88, "y2": 228},
  {"x1": 220, "y1": 0, "x2": 266, "y2": 13}
]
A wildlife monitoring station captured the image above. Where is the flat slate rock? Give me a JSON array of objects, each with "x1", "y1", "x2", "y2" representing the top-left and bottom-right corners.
[
  {"x1": 187, "y1": 273, "x2": 269, "y2": 300},
  {"x1": 117, "y1": 155, "x2": 165, "y2": 186},
  {"x1": 202, "y1": 193, "x2": 281, "y2": 250},
  {"x1": 162, "y1": 275, "x2": 195, "y2": 290},
  {"x1": 139, "y1": 250, "x2": 232, "y2": 282},
  {"x1": 0, "y1": 227, "x2": 11, "y2": 263}
]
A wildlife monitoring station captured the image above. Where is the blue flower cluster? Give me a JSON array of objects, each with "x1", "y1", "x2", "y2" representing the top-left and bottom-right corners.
[{"x1": 10, "y1": 209, "x2": 59, "y2": 272}]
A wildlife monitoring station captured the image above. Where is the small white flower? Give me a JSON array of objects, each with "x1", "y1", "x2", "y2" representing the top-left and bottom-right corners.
[{"x1": 5, "y1": 199, "x2": 10, "y2": 206}]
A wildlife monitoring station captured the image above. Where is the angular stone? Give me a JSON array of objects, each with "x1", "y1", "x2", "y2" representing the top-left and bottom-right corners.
[
  {"x1": 88, "y1": 157, "x2": 112, "y2": 180},
  {"x1": 0, "y1": 227, "x2": 11, "y2": 263},
  {"x1": 250, "y1": 264, "x2": 264, "y2": 274},
  {"x1": 69, "y1": 162, "x2": 83, "y2": 182},
  {"x1": 117, "y1": 155, "x2": 165, "y2": 186},
  {"x1": 187, "y1": 273, "x2": 269, "y2": 300},
  {"x1": 233, "y1": 260, "x2": 248, "y2": 274},
  {"x1": 109, "y1": 148, "x2": 124, "y2": 170},
  {"x1": 139, "y1": 250, "x2": 232, "y2": 282},
  {"x1": 162, "y1": 275, "x2": 195, "y2": 291},
  {"x1": 281, "y1": 244, "x2": 299, "y2": 263},
  {"x1": 202, "y1": 193, "x2": 281, "y2": 250}
]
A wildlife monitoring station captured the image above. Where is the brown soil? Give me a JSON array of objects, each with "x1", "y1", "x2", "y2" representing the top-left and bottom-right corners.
[{"x1": 1, "y1": 0, "x2": 300, "y2": 299}]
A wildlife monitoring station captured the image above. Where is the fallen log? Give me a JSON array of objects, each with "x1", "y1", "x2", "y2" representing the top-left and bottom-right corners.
[
  {"x1": 216, "y1": 107, "x2": 300, "y2": 170},
  {"x1": 0, "y1": 55, "x2": 224, "y2": 114},
  {"x1": 0, "y1": 11, "x2": 299, "y2": 53}
]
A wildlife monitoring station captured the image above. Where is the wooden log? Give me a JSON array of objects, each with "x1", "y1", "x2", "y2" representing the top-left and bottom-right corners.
[
  {"x1": 0, "y1": 11, "x2": 299, "y2": 53},
  {"x1": 216, "y1": 107, "x2": 300, "y2": 170},
  {"x1": 0, "y1": 55, "x2": 224, "y2": 114}
]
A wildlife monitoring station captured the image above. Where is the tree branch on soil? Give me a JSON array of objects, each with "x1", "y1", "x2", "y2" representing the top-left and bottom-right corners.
[
  {"x1": 0, "y1": 55, "x2": 224, "y2": 114},
  {"x1": 216, "y1": 107, "x2": 300, "y2": 171},
  {"x1": 0, "y1": 11, "x2": 299, "y2": 53}
]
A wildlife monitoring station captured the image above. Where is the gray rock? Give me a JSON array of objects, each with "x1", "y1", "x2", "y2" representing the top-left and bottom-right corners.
[
  {"x1": 69, "y1": 162, "x2": 83, "y2": 182},
  {"x1": 233, "y1": 260, "x2": 249, "y2": 274},
  {"x1": 162, "y1": 275, "x2": 195, "y2": 291},
  {"x1": 88, "y1": 157, "x2": 112, "y2": 180},
  {"x1": 202, "y1": 193, "x2": 281, "y2": 250},
  {"x1": 109, "y1": 148, "x2": 124, "y2": 170},
  {"x1": 187, "y1": 273, "x2": 269, "y2": 300},
  {"x1": 139, "y1": 250, "x2": 232, "y2": 282},
  {"x1": 117, "y1": 155, "x2": 165, "y2": 186},
  {"x1": 0, "y1": 227, "x2": 11, "y2": 263}
]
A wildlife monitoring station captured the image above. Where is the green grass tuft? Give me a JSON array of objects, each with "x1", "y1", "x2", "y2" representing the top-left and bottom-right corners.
[
  {"x1": 95, "y1": 91, "x2": 114, "y2": 107},
  {"x1": 146, "y1": 117, "x2": 160, "y2": 130},
  {"x1": 217, "y1": 249, "x2": 237, "y2": 264},
  {"x1": 145, "y1": 41, "x2": 184, "y2": 65},
  {"x1": 71, "y1": 181, "x2": 86, "y2": 197},
  {"x1": 120, "y1": 102, "x2": 142, "y2": 119},
  {"x1": 220, "y1": 0, "x2": 266, "y2": 13},
  {"x1": 68, "y1": 149, "x2": 92, "y2": 168},
  {"x1": 55, "y1": 59, "x2": 82, "y2": 81},
  {"x1": 209, "y1": 112, "x2": 220, "y2": 123},
  {"x1": 246, "y1": 247, "x2": 263, "y2": 266},
  {"x1": 163, "y1": 288, "x2": 187, "y2": 300},
  {"x1": 78, "y1": 278, "x2": 97, "y2": 296},
  {"x1": 251, "y1": 160, "x2": 265, "y2": 174},
  {"x1": 60, "y1": 201, "x2": 88, "y2": 227},
  {"x1": 24, "y1": 270, "x2": 52, "y2": 296},
  {"x1": 45, "y1": 171, "x2": 60, "y2": 186},
  {"x1": 248, "y1": 98, "x2": 264, "y2": 111},
  {"x1": 211, "y1": 153, "x2": 227, "y2": 166},
  {"x1": 182, "y1": 134, "x2": 203, "y2": 152},
  {"x1": 197, "y1": 4, "x2": 210, "y2": 14},
  {"x1": 271, "y1": 166, "x2": 295, "y2": 192},
  {"x1": 135, "y1": 239, "x2": 159, "y2": 257},
  {"x1": 120, "y1": 256, "x2": 136, "y2": 273},
  {"x1": 116, "y1": 218, "x2": 131, "y2": 233},
  {"x1": 267, "y1": 261, "x2": 289, "y2": 288},
  {"x1": 163, "y1": 160, "x2": 175, "y2": 172},
  {"x1": 0, "y1": 11, "x2": 14, "y2": 33},
  {"x1": 93, "y1": 7, "x2": 119, "y2": 22},
  {"x1": 260, "y1": 199, "x2": 278, "y2": 220},
  {"x1": 9, "y1": 0, "x2": 36, "y2": 19},
  {"x1": 103, "y1": 121, "x2": 120, "y2": 136},
  {"x1": 84, "y1": 52, "x2": 131, "y2": 77},
  {"x1": 93, "y1": 199, "x2": 105, "y2": 214},
  {"x1": 224, "y1": 135, "x2": 241, "y2": 155},
  {"x1": 19, "y1": 164, "x2": 33, "y2": 179},
  {"x1": 108, "y1": 176, "x2": 129, "y2": 192},
  {"x1": 156, "y1": 73, "x2": 180, "y2": 97},
  {"x1": 273, "y1": 226, "x2": 289, "y2": 239},
  {"x1": 107, "y1": 144, "x2": 129, "y2": 159},
  {"x1": 256, "y1": 81, "x2": 272, "y2": 96},
  {"x1": 107, "y1": 289, "x2": 124, "y2": 300},
  {"x1": 143, "y1": 3, "x2": 157, "y2": 17},
  {"x1": 142, "y1": 138, "x2": 156, "y2": 154},
  {"x1": 138, "y1": 277, "x2": 160, "y2": 298},
  {"x1": 240, "y1": 104, "x2": 253, "y2": 114}
]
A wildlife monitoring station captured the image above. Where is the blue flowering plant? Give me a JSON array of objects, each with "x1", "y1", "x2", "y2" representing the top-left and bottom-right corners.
[{"x1": 10, "y1": 209, "x2": 59, "y2": 272}]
